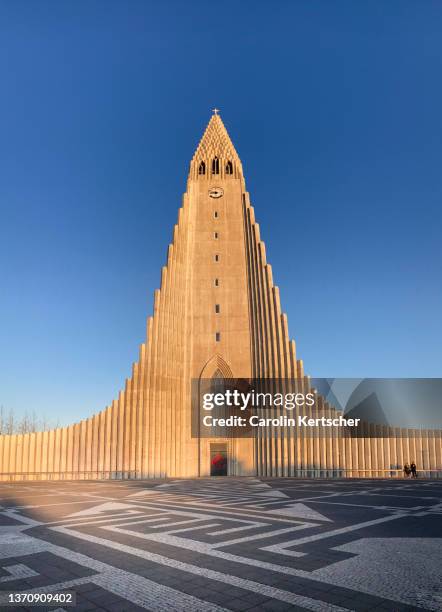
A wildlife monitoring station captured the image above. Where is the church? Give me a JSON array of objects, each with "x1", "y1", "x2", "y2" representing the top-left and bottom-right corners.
[{"x1": 0, "y1": 113, "x2": 440, "y2": 480}]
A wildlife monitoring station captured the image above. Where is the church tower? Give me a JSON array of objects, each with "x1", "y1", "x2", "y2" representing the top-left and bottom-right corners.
[
  {"x1": 1, "y1": 112, "x2": 439, "y2": 481},
  {"x1": 139, "y1": 110, "x2": 302, "y2": 477}
]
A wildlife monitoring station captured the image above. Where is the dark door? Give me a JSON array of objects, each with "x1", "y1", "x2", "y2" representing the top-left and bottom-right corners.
[{"x1": 210, "y1": 444, "x2": 227, "y2": 476}]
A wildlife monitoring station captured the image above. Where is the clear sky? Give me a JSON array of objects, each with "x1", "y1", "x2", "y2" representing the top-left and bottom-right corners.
[{"x1": 1, "y1": 1, "x2": 441, "y2": 427}]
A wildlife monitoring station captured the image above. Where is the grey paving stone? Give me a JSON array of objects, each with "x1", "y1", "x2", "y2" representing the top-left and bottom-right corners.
[
  {"x1": 240, "y1": 592, "x2": 274, "y2": 605},
  {"x1": 259, "y1": 600, "x2": 300, "y2": 612},
  {"x1": 224, "y1": 598, "x2": 256, "y2": 611}
]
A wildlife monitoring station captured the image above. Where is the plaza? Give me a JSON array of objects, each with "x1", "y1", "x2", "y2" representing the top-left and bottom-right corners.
[{"x1": 0, "y1": 477, "x2": 441, "y2": 611}]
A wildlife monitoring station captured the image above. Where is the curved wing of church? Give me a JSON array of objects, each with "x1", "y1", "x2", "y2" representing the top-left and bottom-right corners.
[{"x1": 1, "y1": 114, "x2": 441, "y2": 480}]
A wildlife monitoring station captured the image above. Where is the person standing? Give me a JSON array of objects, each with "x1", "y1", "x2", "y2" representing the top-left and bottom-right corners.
[
  {"x1": 403, "y1": 463, "x2": 411, "y2": 478},
  {"x1": 410, "y1": 461, "x2": 417, "y2": 478}
]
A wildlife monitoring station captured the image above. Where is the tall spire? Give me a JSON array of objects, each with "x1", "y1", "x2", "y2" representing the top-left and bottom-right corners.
[{"x1": 189, "y1": 112, "x2": 243, "y2": 179}]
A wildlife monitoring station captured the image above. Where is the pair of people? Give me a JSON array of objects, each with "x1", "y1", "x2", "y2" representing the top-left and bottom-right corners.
[{"x1": 403, "y1": 462, "x2": 417, "y2": 478}]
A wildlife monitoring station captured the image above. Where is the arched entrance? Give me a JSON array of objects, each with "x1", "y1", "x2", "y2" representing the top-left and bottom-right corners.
[{"x1": 198, "y1": 355, "x2": 233, "y2": 477}]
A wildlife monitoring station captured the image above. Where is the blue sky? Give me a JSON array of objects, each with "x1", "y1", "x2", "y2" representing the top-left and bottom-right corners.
[{"x1": 1, "y1": 1, "x2": 441, "y2": 426}]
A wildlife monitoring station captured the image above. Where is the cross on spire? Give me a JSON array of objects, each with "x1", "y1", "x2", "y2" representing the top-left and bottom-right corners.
[{"x1": 212, "y1": 107, "x2": 220, "y2": 115}]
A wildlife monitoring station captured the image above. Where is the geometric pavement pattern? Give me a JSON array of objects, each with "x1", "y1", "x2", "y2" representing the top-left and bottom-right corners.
[{"x1": 0, "y1": 478, "x2": 441, "y2": 611}]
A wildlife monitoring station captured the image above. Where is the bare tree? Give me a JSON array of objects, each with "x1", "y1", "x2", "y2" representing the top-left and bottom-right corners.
[
  {"x1": 0, "y1": 407, "x2": 58, "y2": 435},
  {"x1": 6, "y1": 408, "x2": 15, "y2": 435}
]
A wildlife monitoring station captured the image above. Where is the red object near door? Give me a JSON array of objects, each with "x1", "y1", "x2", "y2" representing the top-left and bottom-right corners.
[{"x1": 211, "y1": 452, "x2": 227, "y2": 475}]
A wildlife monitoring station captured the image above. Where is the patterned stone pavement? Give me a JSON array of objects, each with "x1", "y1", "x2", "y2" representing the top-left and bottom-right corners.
[{"x1": 0, "y1": 478, "x2": 441, "y2": 611}]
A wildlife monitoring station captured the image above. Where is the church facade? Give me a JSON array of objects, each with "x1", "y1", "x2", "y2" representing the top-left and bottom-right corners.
[{"x1": 1, "y1": 114, "x2": 441, "y2": 480}]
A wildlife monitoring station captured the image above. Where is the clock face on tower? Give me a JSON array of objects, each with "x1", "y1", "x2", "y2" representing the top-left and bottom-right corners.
[{"x1": 209, "y1": 187, "x2": 224, "y2": 198}]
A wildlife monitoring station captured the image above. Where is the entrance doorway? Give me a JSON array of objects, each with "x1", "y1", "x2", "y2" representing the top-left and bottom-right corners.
[{"x1": 210, "y1": 443, "x2": 227, "y2": 476}]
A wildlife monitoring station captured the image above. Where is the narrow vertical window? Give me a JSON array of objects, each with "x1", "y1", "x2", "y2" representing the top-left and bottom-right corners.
[
  {"x1": 214, "y1": 278, "x2": 219, "y2": 286},
  {"x1": 226, "y1": 161, "x2": 233, "y2": 175},
  {"x1": 215, "y1": 332, "x2": 221, "y2": 342},
  {"x1": 198, "y1": 161, "x2": 205, "y2": 175},
  {"x1": 212, "y1": 157, "x2": 220, "y2": 175},
  {"x1": 214, "y1": 232, "x2": 218, "y2": 239},
  {"x1": 215, "y1": 304, "x2": 220, "y2": 314},
  {"x1": 214, "y1": 254, "x2": 219, "y2": 262},
  {"x1": 214, "y1": 211, "x2": 218, "y2": 218}
]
